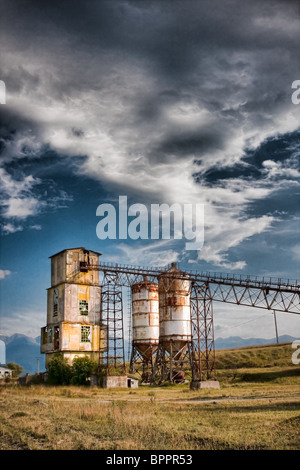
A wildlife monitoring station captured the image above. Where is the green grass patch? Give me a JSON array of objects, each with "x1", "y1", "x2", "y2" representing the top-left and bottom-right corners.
[{"x1": 215, "y1": 342, "x2": 296, "y2": 369}]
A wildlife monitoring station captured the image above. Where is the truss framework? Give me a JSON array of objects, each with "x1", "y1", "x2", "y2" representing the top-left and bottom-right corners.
[
  {"x1": 152, "y1": 341, "x2": 193, "y2": 384},
  {"x1": 190, "y1": 281, "x2": 216, "y2": 381},
  {"x1": 79, "y1": 260, "x2": 299, "y2": 382},
  {"x1": 82, "y1": 261, "x2": 300, "y2": 314},
  {"x1": 129, "y1": 344, "x2": 158, "y2": 383},
  {"x1": 99, "y1": 274, "x2": 126, "y2": 376}
]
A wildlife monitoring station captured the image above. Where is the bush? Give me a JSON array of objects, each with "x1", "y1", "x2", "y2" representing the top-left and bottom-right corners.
[
  {"x1": 6, "y1": 362, "x2": 23, "y2": 378},
  {"x1": 47, "y1": 354, "x2": 72, "y2": 385},
  {"x1": 71, "y1": 357, "x2": 98, "y2": 385},
  {"x1": 47, "y1": 355, "x2": 98, "y2": 386}
]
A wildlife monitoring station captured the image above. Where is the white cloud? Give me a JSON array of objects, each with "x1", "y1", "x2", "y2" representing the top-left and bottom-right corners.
[
  {"x1": 0, "y1": 308, "x2": 44, "y2": 337},
  {"x1": 3, "y1": 76, "x2": 296, "y2": 267},
  {"x1": 291, "y1": 244, "x2": 300, "y2": 261},
  {"x1": 2, "y1": 223, "x2": 24, "y2": 234},
  {"x1": 0, "y1": 167, "x2": 43, "y2": 221},
  {"x1": 213, "y1": 302, "x2": 300, "y2": 340},
  {"x1": 108, "y1": 240, "x2": 179, "y2": 267},
  {"x1": 3, "y1": 196, "x2": 41, "y2": 219},
  {"x1": 0, "y1": 167, "x2": 40, "y2": 198},
  {"x1": 1, "y1": 222, "x2": 42, "y2": 235},
  {"x1": 262, "y1": 159, "x2": 300, "y2": 179},
  {"x1": 1, "y1": 1, "x2": 299, "y2": 267},
  {"x1": 0, "y1": 131, "x2": 42, "y2": 164},
  {"x1": 0, "y1": 164, "x2": 71, "y2": 232},
  {"x1": 0, "y1": 269, "x2": 12, "y2": 280},
  {"x1": 198, "y1": 212, "x2": 274, "y2": 268}
]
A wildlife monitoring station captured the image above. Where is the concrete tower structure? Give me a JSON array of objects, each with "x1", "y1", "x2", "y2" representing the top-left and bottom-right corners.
[{"x1": 41, "y1": 247, "x2": 104, "y2": 368}]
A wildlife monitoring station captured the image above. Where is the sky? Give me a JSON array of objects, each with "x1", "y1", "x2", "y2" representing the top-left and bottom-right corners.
[{"x1": 0, "y1": 0, "x2": 299, "y2": 341}]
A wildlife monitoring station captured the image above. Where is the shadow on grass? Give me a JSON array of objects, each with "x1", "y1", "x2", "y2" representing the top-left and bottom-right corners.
[
  {"x1": 188, "y1": 400, "x2": 300, "y2": 414},
  {"x1": 239, "y1": 368, "x2": 300, "y2": 382}
]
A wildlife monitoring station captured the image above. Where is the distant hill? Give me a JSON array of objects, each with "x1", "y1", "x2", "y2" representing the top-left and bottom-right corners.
[
  {"x1": 214, "y1": 335, "x2": 298, "y2": 350},
  {"x1": 0, "y1": 333, "x2": 298, "y2": 375},
  {"x1": 0, "y1": 334, "x2": 45, "y2": 375},
  {"x1": 215, "y1": 341, "x2": 300, "y2": 371}
]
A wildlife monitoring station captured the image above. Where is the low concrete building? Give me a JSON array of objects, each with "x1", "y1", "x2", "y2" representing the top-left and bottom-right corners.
[
  {"x1": 97, "y1": 375, "x2": 139, "y2": 389},
  {"x1": 0, "y1": 366, "x2": 12, "y2": 380},
  {"x1": 127, "y1": 377, "x2": 139, "y2": 389}
]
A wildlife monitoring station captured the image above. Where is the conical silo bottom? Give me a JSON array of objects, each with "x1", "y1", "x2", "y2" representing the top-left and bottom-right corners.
[
  {"x1": 134, "y1": 342, "x2": 158, "y2": 361},
  {"x1": 162, "y1": 340, "x2": 189, "y2": 359}
]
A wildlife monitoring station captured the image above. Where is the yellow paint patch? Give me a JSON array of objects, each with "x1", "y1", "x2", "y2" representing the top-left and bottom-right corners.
[{"x1": 78, "y1": 285, "x2": 90, "y2": 300}]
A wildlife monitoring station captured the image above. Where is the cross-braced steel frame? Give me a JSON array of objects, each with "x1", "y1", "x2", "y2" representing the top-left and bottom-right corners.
[
  {"x1": 80, "y1": 260, "x2": 300, "y2": 382},
  {"x1": 99, "y1": 273, "x2": 126, "y2": 376},
  {"x1": 153, "y1": 341, "x2": 194, "y2": 384},
  {"x1": 190, "y1": 281, "x2": 216, "y2": 381},
  {"x1": 129, "y1": 344, "x2": 158, "y2": 383}
]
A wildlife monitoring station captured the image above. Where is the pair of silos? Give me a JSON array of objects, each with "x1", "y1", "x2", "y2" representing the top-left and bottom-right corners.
[{"x1": 131, "y1": 264, "x2": 191, "y2": 374}]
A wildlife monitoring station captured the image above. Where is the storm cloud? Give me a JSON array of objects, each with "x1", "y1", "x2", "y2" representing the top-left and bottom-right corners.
[{"x1": 0, "y1": 0, "x2": 299, "y2": 269}]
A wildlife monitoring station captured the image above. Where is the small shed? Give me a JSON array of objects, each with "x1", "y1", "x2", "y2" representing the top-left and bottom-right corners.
[{"x1": 127, "y1": 377, "x2": 139, "y2": 389}]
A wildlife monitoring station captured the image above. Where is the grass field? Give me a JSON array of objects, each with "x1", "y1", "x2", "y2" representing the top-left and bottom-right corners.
[{"x1": 0, "y1": 342, "x2": 299, "y2": 450}]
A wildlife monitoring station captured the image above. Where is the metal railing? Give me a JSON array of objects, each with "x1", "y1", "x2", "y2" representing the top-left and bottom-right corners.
[{"x1": 83, "y1": 261, "x2": 300, "y2": 292}]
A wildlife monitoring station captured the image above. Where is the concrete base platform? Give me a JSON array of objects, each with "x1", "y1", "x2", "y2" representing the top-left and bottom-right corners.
[
  {"x1": 95, "y1": 375, "x2": 139, "y2": 389},
  {"x1": 190, "y1": 380, "x2": 220, "y2": 390}
]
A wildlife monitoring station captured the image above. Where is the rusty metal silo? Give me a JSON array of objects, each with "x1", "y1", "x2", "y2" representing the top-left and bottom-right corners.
[
  {"x1": 129, "y1": 279, "x2": 159, "y2": 382},
  {"x1": 158, "y1": 263, "x2": 191, "y2": 352},
  {"x1": 154, "y1": 263, "x2": 192, "y2": 383}
]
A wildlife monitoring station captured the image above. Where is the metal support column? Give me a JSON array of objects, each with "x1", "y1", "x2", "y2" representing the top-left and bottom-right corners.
[
  {"x1": 129, "y1": 344, "x2": 157, "y2": 383},
  {"x1": 99, "y1": 274, "x2": 126, "y2": 376},
  {"x1": 152, "y1": 341, "x2": 192, "y2": 384},
  {"x1": 190, "y1": 281, "x2": 216, "y2": 381}
]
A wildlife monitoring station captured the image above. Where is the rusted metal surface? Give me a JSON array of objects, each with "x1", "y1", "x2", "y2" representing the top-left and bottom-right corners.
[
  {"x1": 190, "y1": 281, "x2": 216, "y2": 382},
  {"x1": 42, "y1": 251, "x2": 300, "y2": 384},
  {"x1": 173, "y1": 371, "x2": 185, "y2": 383},
  {"x1": 83, "y1": 261, "x2": 300, "y2": 314},
  {"x1": 158, "y1": 264, "x2": 192, "y2": 355},
  {"x1": 150, "y1": 265, "x2": 194, "y2": 383},
  {"x1": 130, "y1": 280, "x2": 159, "y2": 381},
  {"x1": 99, "y1": 277, "x2": 126, "y2": 376},
  {"x1": 131, "y1": 280, "x2": 159, "y2": 358}
]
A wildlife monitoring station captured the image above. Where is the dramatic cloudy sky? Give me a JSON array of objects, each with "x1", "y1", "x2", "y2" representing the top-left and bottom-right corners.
[{"x1": 0, "y1": 0, "x2": 299, "y2": 340}]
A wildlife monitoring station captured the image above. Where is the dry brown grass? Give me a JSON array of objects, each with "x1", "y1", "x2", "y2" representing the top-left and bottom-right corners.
[{"x1": 0, "y1": 376, "x2": 299, "y2": 450}]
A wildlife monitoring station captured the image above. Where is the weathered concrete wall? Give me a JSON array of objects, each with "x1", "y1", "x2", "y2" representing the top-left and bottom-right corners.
[
  {"x1": 190, "y1": 380, "x2": 220, "y2": 390},
  {"x1": 51, "y1": 249, "x2": 100, "y2": 287},
  {"x1": 42, "y1": 248, "x2": 104, "y2": 364},
  {"x1": 128, "y1": 378, "x2": 139, "y2": 389},
  {"x1": 47, "y1": 283, "x2": 101, "y2": 326},
  {"x1": 41, "y1": 323, "x2": 104, "y2": 355},
  {"x1": 99, "y1": 376, "x2": 128, "y2": 388}
]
